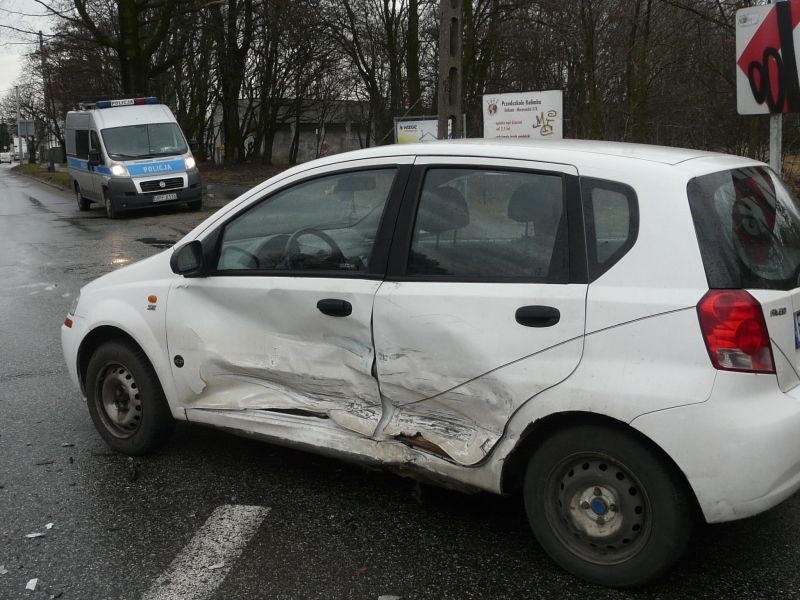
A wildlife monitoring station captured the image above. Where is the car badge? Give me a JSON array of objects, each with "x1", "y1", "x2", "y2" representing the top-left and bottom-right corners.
[{"x1": 159, "y1": 181, "x2": 166, "y2": 188}]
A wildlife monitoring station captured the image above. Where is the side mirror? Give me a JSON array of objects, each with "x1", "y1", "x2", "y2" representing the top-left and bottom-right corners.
[
  {"x1": 88, "y1": 150, "x2": 101, "y2": 166},
  {"x1": 189, "y1": 139, "x2": 200, "y2": 153},
  {"x1": 170, "y1": 240, "x2": 205, "y2": 276}
]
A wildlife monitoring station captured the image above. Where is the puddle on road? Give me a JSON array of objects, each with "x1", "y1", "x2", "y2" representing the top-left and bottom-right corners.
[
  {"x1": 137, "y1": 238, "x2": 177, "y2": 250},
  {"x1": 27, "y1": 196, "x2": 51, "y2": 212}
]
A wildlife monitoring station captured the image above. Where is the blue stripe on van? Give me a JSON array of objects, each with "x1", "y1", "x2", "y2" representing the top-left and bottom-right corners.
[{"x1": 68, "y1": 157, "x2": 111, "y2": 175}]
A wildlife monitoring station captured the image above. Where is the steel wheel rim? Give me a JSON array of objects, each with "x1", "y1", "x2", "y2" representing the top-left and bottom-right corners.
[
  {"x1": 544, "y1": 452, "x2": 652, "y2": 565},
  {"x1": 75, "y1": 185, "x2": 81, "y2": 205},
  {"x1": 95, "y1": 362, "x2": 142, "y2": 438}
]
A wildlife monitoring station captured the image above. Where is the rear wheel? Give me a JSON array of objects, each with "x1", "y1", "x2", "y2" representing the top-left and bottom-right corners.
[
  {"x1": 75, "y1": 183, "x2": 90, "y2": 211},
  {"x1": 104, "y1": 189, "x2": 118, "y2": 219},
  {"x1": 85, "y1": 340, "x2": 175, "y2": 455},
  {"x1": 523, "y1": 424, "x2": 694, "y2": 587}
]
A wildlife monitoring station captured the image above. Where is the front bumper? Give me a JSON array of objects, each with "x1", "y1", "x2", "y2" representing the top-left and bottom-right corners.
[
  {"x1": 632, "y1": 371, "x2": 800, "y2": 523},
  {"x1": 107, "y1": 170, "x2": 202, "y2": 212}
]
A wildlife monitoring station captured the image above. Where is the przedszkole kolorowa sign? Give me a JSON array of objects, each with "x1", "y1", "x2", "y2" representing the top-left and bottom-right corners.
[{"x1": 737, "y1": 1, "x2": 800, "y2": 114}]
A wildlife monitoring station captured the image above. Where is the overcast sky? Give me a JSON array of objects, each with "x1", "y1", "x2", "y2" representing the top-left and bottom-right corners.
[{"x1": 0, "y1": 0, "x2": 55, "y2": 102}]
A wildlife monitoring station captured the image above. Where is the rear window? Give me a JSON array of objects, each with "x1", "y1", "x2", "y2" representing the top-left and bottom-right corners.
[{"x1": 688, "y1": 167, "x2": 800, "y2": 290}]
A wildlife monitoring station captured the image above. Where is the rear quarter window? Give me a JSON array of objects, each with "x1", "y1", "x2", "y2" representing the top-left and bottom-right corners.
[
  {"x1": 688, "y1": 167, "x2": 800, "y2": 291},
  {"x1": 581, "y1": 177, "x2": 639, "y2": 281}
]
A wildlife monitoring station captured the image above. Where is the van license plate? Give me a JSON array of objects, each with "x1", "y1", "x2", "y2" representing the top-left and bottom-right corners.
[{"x1": 153, "y1": 193, "x2": 178, "y2": 202}]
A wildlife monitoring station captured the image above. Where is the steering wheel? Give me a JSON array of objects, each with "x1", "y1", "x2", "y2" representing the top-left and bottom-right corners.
[{"x1": 283, "y1": 228, "x2": 346, "y2": 270}]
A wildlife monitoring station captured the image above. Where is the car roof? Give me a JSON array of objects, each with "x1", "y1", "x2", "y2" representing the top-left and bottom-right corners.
[{"x1": 307, "y1": 139, "x2": 762, "y2": 172}]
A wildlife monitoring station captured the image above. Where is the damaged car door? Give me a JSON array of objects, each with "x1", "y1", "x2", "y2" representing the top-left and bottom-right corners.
[
  {"x1": 373, "y1": 159, "x2": 587, "y2": 464},
  {"x1": 165, "y1": 162, "x2": 408, "y2": 438}
]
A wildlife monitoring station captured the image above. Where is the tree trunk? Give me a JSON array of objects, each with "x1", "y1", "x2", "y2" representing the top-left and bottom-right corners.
[{"x1": 406, "y1": 0, "x2": 421, "y2": 115}]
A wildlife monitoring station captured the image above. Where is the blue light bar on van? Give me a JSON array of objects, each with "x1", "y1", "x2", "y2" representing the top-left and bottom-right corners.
[{"x1": 95, "y1": 97, "x2": 159, "y2": 109}]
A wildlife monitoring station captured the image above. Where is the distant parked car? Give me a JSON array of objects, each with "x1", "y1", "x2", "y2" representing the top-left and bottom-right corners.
[
  {"x1": 61, "y1": 140, "x2": 800, "y2": 587},
  {"x1": 0, "y1": 152, "x2": 11, "y2": 164}
]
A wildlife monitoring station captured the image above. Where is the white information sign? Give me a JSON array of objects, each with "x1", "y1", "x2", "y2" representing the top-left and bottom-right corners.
[
  {"x1": 395, "y1": 118, "x2": 439, "y2": 144},
  {"x1": 482, "y1": 90, "x2": 563, "y2": 139}
]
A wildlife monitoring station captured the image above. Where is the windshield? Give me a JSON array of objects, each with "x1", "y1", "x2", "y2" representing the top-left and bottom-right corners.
[
  {"x1": 101, "y1": 122, "x2": 187, "y2": 159},
  {"x1": 688, "y1": 166, "x2": 800, "y2": 290}
]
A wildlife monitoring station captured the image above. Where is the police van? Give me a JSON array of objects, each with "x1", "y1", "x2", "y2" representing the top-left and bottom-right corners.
[{"x1": 65, "y1": 97, "x2": 202, "y2": 219}]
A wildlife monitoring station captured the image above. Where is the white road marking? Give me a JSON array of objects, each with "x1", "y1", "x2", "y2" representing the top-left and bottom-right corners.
[{"x1": 141, "y1": 505, "x2": 271, "y2": 600}]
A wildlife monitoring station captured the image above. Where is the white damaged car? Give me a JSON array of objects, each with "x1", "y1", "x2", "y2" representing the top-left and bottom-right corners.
[{"x1": 62, "y1": 140, "x2": 800, "y2": 587}]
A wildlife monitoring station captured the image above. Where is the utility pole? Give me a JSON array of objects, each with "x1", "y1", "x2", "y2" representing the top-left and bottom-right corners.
[
  {"x1": 437, "y1": 0, "x2": 463, "y2": 139},
  {"x1": 15, "y1": 85, "x2": 21, "y2": 160},
  {"x1": 40, "y1": 30, "x2": 55, "y2": 171}
]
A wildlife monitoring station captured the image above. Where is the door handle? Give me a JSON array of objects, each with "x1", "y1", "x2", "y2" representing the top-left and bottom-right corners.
[
  {"x1": 317, "y1": 298, "x2": 352, "y2": 317},
  {"x1": 515, "y1": 305, "x2": 560, "y2": 327}
]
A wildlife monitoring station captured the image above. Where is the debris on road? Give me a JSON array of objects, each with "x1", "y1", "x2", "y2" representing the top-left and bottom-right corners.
[
  {"x1": 0, "y1": 565, "x2": 8, "y2": 575},
  {"x1": 60, "y1": 443, "x2": 75, "y2": 447},
  {"x1": 355, "y1": 566, "x2": 368, "y2": 575},
  {"x1": 26, "y1": 578, "x2": 38, "y2": 591},
  {"x1": 128, "y1": 458, "x2": 140, "y2": 482},
  {"x1": 45, "y1": 522, "x2": 54, "y2": 530},
  {"x1": 25, "y1": 533, "x2": 45, "y2": 539},
  {"x1": 207, "y1": 562, "x2": 225, "y2": 570},
  {"x1": 378, "y1": 596, "x2": 402, "y2": 600},
  {"x1": 35, "y1": 460, "x2": 55, "y2": 466}
]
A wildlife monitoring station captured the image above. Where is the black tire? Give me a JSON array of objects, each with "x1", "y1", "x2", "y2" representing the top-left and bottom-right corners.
[
  {"x1": 75, "y1": 183, "x2": 91, "y2": 211},
  {"x1": 104, "y1": 189, "x2": 118, "y2": 219},
  {"x1": 85, "y1": 340, "x2": 175, "y2": 455},
  {"x1": 523, "y1": 424, "x2": 694, "y2": 587},
  {"x1": 187, "y1": 198, "x2": 202, "y2": 211}
]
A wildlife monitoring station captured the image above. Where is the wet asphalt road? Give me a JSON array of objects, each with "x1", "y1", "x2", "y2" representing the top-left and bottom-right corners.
[{"x1": 1, "y1": 164, "x2": 800, "y2": 600}]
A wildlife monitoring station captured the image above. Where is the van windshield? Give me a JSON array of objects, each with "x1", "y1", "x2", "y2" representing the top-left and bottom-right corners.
[
  {"x1": 101, "y1": 122, "x2": 187, "y2": 159},
  {"x1": 688, "y1": 166, "x2": 800, "y2": 290}
]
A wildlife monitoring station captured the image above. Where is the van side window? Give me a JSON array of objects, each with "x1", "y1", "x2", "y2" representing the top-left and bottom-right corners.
[
  {"x1": 75, "y1": 130, "x2": 89, "y2": 159},
  {"x1": 581, "y1": 177, "x2": 639, "y2": 281},
  {"x1": 407, "y1": 168, "x2": 569, "y2": 282},
  {"x1": 90, "y1": 131, "x2": 100, "y2": 153}
]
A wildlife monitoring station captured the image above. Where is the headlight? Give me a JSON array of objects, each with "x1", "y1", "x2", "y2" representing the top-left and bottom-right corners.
[
  {"x1": 110, "y1": 163, "x2": 128, "y2": 177},
  {"x1": 68, "y1": 292, "x2": 81, "y2": 316},
  {"x1": 185, "y1": 156, "x2": 196, "y2": 170}
]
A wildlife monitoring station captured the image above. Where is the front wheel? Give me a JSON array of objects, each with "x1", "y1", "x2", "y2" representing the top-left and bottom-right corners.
[
  {"x1": 104, "y1": 189, "x2": 118, "y2": 219},
  {"x1": 187, "y1": 198, "x2": 202, "y2": 211},
  {"x1": 85, "y1": 340, "x2": 175, "y2": 455},
  {"x1": 75, "y1": 183, "x2": 90, "y2": 211},
  {"x1": 523, "y1": 424, "x2": 694, "y2": 587}
]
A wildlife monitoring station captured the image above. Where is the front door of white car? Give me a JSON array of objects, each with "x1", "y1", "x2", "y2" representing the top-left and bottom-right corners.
[
  {"x1": 372, "y1": 157, "x2": 588, "y2": 465},
  {"x1": 165, "y1": 159, "x2": 412, "y2": 437}
]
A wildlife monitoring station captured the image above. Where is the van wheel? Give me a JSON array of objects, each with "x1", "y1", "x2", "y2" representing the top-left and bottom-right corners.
[
  {"x1": 75, "y1": 183, "x2": 90, "y2": 211},
  {"x1": 104, "y1": 189, "x2": 118, "y2": 219},
  {"x1": 85, "y1": 340, "x2": 175, "y2": 455},
  {"x1": 523, "y1": 424, "x2": 694, "y2": 587},
  {"x1": 187, "y1": 199, "x2": 202, "y2": 211}
]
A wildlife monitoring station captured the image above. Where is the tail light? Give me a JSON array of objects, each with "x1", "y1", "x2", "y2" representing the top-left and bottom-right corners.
[{"x1": 697, "y1": 290, "x2": 775, "y2": 374}]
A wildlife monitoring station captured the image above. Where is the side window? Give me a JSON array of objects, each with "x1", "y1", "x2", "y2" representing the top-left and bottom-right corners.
[
  {"x1": 407, "y1": 168, "x2": 568, "y2": 281},
  {"x1": 581, "y1": 177, "x2": 639, "y2": 280},
  {"x1": 217, "y1": 168, "x2": 396, "y2": 273},
  {"x1": 75, "y1": 130, "x2": 89, "y2": 159},
  {"x1": 89, "y1": 131, "x2": 101, "y2": 155}
]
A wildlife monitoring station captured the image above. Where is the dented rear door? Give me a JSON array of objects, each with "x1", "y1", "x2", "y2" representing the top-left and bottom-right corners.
[
  {"x1": 373, "y1": 157, "x2": 587, "y2": 465},
  {"x1": 165, "y1": 160, "x2": 411, "y2": 438}
]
